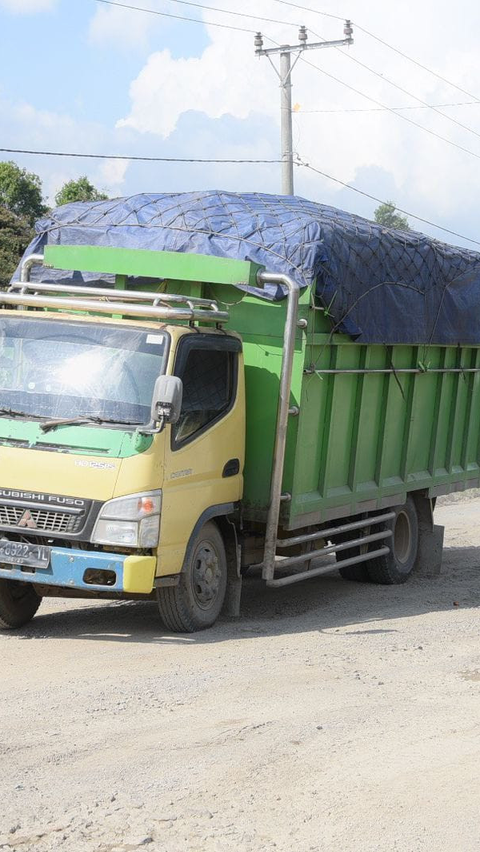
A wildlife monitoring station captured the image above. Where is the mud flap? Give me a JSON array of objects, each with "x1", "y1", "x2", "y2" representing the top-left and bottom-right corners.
[
  {"x1": 415, "y1": 524, "x2": 445, "y2": 577},
  {"x1": 222, "y1": 521, "x2": 242, "y2": 618}
]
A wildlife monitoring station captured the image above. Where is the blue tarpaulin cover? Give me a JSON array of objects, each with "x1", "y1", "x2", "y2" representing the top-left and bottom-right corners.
[{"x1": 15, "y1": 189, "x2": 480, "y2": 345}]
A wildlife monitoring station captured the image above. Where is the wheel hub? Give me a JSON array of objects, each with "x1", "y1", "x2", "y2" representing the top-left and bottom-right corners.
[
  {"x1": 192, "y1": 543, "x2": 221, "y2": 609},
  {"x1": 394, "y1": 510, "x2": 412, "y2": 564}
]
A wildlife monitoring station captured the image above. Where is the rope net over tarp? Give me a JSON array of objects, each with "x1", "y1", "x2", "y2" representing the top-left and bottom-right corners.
[{"x1": 14, "y1": 189, "x2": 480, "y2": 345}]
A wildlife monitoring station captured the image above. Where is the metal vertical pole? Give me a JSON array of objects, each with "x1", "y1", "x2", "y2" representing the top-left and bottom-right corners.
[
  {"x1": 255, "y1": 270, "x2": 301, "y2": 581},
  {"x1": 255, "y1": 23, "x2": 354, "y2": 196},
  {"x1": 280, "y1": 50, "x2": 294, "y2": 196}
]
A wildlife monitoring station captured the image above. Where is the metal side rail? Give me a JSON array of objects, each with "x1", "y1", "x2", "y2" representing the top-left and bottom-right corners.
[
  {"x1": 266, "y1": 511, "x2": 394, "y2": 588},
  {"x1": 276, "y1": 511, "x2": 396, "y2": 549},
  {"x1": 10, "y1": 279, "x2": 222, "y2": 311},
  {"x1": 5, "y1": 255, "x2": 229, "y2": 324},
  {"x1": 267, "y1": 546, "x2": 391, "y2": 588},
  {"x1": 0, "y1": 292, "x2": 229, "y2": 324}
]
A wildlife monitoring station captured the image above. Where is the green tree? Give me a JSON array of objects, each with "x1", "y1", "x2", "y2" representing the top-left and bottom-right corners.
[
  {"x1": 55, "y1": 176, "x2": 109, "y2": 206},
  {"x1": 0, "y1": 161, "x2": 47, "y2": 226},
  {"x1": 374, "y1": 201, "x2": 410, "y2": 231},
  {"x1": 0, "y1": 206, "x2": 34, "y2": 289}
]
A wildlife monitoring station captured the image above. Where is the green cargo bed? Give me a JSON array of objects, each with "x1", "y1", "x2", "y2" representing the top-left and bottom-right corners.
[{"x1": 223, "y1": 286, "x2": 480, "y2": 530}]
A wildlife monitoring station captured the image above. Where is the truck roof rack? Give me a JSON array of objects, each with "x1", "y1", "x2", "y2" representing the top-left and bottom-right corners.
[{"x1": 5, "y1": 278, "x2": 229, "y2": 325}]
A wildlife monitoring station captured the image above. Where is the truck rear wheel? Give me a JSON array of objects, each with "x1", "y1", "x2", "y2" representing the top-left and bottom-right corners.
[
  {"x1": 365, "y1": 497, "x2": 418, "y2": 584},
  {"x1": 334, "y1": 521, "x2": 371, "y2": 582},
  {"x1": 157, "y1": 521, "x2": 227, "y2": 632},
  {"x1": 0, "y1": 579, "x2": 42, "y2": 629}
]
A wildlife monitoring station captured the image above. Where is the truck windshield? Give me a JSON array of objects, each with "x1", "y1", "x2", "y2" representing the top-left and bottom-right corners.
[{"x1": 0, "y1": 318, "x2": 168, "y2": 426}]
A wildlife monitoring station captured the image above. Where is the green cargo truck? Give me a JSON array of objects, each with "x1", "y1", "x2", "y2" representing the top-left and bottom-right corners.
[{"x1": 0, "y1": 192, "x2": 478, "y2": 632}]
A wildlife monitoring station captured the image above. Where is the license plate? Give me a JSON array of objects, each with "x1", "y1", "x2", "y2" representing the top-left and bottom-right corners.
[{"x1": 0, "y1": 539, "x2": 50, "y2": 569}]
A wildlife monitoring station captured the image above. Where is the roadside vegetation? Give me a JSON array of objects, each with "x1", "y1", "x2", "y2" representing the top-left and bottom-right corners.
[{"x1": 0, "y1": 161, "x2": 108, "y2": 287}]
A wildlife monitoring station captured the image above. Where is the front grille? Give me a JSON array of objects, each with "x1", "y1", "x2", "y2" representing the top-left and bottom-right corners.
[{"x1": 0, "y1": 505, "x2": 83, "y2": 534}]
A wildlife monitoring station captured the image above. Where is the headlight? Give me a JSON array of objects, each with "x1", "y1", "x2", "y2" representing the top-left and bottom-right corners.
[{"x1": 92, "y1": 490, "x2": 162, "y2": 548}]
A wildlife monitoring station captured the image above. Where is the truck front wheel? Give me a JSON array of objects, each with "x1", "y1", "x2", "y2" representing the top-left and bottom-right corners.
[
  {"x1": 0, "y1": 579, "x2": 42, "y2": 629},
  {"x1": 156, "y1": 521, "x2": 227, "y2": 632}
]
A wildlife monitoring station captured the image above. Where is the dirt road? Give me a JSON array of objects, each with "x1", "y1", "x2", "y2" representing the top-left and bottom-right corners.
[{"x1": 1, "y1": 498, "x2": 480, "y2": 852}]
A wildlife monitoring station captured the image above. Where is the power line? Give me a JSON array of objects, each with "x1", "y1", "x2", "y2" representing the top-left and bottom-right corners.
[
  {"x1": 0, "y1": 147, "x2": 282, "y2": 164},
  {"x1": 94, "y1": 0, "x2": 256, "y2": 34},
  {"x1": 308, "y1": 27, "x2": 480, "y2": 144},
  {"x1": 255, "y1": 26, "x2": 353, "y2": 195},
  {"x1": 269, "y1": 0, "x2": 480, "y2": 102},
  {"x1": 266, "y1": 0, "x2": 344, "y2": 22},
  {"x1": 354, "y1": 23, "x2": 480, "y2": 103},
  {"x1": 100, "y1": 0, "x2": 480, "y2": 147},
  {"x1": 297, "y1": 52, "x2": 480, "y2": 165},
  {"x1": 95, "y1": 2, "x2": 480, "y2": 154},
  {"x1": 262, "y1": 21, "x2": 480, "y2": 165},
  {"x1": 1, "y1": 144, "x2": 475, "y2": 250},
  {"x1": 296, "y1": 101, "x2": 480, "y2": 114},
  {"x1": 294, "y1": 155, "x2": 480, "y2": 248},
  {"x1": 112, "y1": 0, "x2": 302, "y2": 28}
]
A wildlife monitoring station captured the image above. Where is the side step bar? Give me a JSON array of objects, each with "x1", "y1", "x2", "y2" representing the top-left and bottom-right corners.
[
  {"x1": 267, "y1": 546, "x2": 391, "y2": 588},
  {"x1": 264, "y1": 511, "x2": 395, "y2": 588}
]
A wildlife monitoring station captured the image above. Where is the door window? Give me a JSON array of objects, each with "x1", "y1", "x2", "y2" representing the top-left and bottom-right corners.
[{"x1": 173, "y1": 344, "x2": 237, "y2": 445}]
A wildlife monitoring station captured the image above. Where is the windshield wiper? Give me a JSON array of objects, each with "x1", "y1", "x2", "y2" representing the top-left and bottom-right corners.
[
  {"x1": 40, "y1": 415, "x2": 141, "y2": 433},
  {"x1": 0, "y1": 408, "x2": 140, "y2": 432},
  {"x1": 0, "y1": 407, "x2": 46, "y2": 421}
]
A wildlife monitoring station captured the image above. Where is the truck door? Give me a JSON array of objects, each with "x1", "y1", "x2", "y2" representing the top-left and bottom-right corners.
[{"x1": 157, "y1": 333, "x2": 244, "y2": 577}]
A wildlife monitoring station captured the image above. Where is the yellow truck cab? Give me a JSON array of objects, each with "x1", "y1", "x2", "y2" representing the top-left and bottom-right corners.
[{"x1": 0, "y1": 246, "x2": 248, "y2": 632}]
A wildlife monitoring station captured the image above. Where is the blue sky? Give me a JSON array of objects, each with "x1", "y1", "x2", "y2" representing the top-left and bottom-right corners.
[
  {"x1": 0, "y1": 2, "x2": 208, "y2": 123},
  {"x1": 1, "y1": 0, "x2": 480, "y2": 249}
]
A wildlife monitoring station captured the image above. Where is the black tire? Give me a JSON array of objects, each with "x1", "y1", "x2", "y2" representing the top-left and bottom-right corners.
[
  {"x1": 0, "y1": 579, "x2": 41, "y2": 629},
  {"x1": 334, "y1": 520, "x2": 371, "y2": 583},
  {"x1": 365, "y1": 497, "x2": 418, "y2": 584},
  {"x1": 338, "y1": 562, "x2": 370, "y2": 582},
  {"x1": 157, "y1": 521, "x2": 227, "y2": 632}
]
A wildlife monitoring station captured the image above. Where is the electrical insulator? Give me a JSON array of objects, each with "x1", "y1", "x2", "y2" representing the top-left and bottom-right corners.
[
  {"x1": 254, "y1": 32, "x2": 264, "y2": 52},
  {"x1": 344, "y1": 19, "x2": 353, "y2": 40},
  {"x1": 298, "y1": 26, "x2": 308, "y2": 46}
]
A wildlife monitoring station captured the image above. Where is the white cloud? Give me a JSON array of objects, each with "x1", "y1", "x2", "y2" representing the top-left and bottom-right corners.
[
  {"x1": 0, "y1": 96, "x2": 130, "y2": 203},
  {"x1": 3, "y1": 0, "x2": 480, "y2": 247},
  {"x1": 115, "y1": 0, "x2": 480, "y2": 238},
  {"x1": 117, "y1": 42, "x2": 274, "y2": 138},
  {"x1": 89, "y1": 0, "x2": 173, "y2": 49},
  {"x1": 98, "y1": 158, "x2": 130, "y2": 194},
  {"x1": 0, "y1": 0, "x2": 56, "y2": 12}
]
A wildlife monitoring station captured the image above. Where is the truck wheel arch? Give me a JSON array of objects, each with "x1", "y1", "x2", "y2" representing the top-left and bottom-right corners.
[
  {"x1": 180, "y1": 503, "x2": 238, "y2": 571},
  {"x1": 155, "y1": 504, "x2": 240, "y2": 589},
  {"x1": 156, "y1": 506, "x2": 241, "y2": 631}
]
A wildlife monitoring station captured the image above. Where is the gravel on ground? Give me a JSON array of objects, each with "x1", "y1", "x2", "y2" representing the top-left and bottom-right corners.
[{"x1": 1, "y1": 497, "x2": 479, "y2": 852}]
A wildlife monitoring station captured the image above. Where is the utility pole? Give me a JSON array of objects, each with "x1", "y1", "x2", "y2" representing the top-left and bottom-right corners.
[{"x1": 255, "y1": 22, "x2": 354, "y2": 196}]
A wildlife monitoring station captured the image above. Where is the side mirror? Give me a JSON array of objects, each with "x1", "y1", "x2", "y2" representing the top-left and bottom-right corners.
[{"x1": 151, "y1": 375, "x2": 183, "y2": 425}]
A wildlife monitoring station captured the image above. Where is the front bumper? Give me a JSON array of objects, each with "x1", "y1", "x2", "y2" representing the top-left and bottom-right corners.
[{"x1": 0, "y1": 547, "x2": 157, "y2": 595}]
